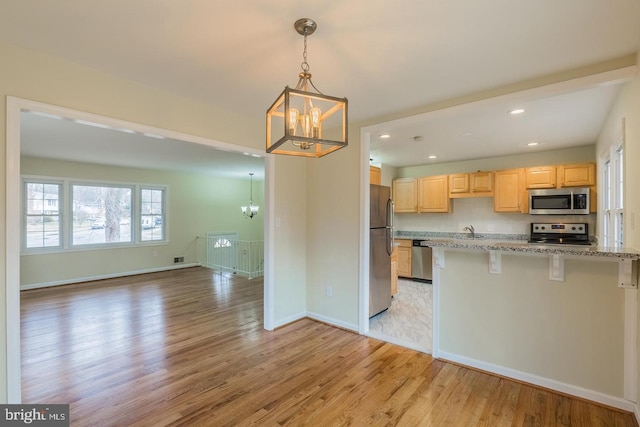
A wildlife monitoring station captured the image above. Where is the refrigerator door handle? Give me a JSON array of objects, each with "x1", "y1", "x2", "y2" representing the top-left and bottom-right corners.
[{"x1": 386, "y1": 198, "x2": 394, "y2": 256}]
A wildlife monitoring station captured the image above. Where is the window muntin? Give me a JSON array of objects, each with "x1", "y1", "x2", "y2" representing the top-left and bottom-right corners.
[
  {"x1": 601, "y1": 143, "x2": 624, "y2": 248},
  {"x1": 141, "y1": 188, "x2": 165, "y2": 241},
  {"x1": 25, "y1": 181, "x2": 62, "y2": 248},
  {"x1": 22, "y1": 176, "x2": 168, "y2": 253},
  {"x1": 72, "y1": 184, "x2": 133, "y2": 245}
]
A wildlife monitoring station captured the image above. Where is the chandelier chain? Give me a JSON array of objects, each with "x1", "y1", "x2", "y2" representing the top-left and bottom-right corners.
[{"x1": 301, "y1": 32, "x2": 310, "y2": 73}]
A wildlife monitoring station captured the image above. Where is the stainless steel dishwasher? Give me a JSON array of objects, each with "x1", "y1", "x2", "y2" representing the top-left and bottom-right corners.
[{"x1": 411, "y1": 240, "x2": 433, "y2": 281}]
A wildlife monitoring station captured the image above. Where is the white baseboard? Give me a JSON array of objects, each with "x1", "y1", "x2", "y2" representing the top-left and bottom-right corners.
[
  {"x1": 20, "y1": 263, "x2": 201, "y2": 290},
  {"x1": 438, "y1": 350, "x2": 635, "y2": 412},
  {"x1": 272, "y1": 312, "x2": 307, "y2": 329},
  {"x1": 635, "y1": 403, "x2": 640, "y2": 425},
  {"x1": 306, "y1": 311, "x2": 358, "y2": 332}
]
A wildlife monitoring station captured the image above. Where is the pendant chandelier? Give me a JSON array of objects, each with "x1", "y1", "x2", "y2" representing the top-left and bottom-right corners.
[
  {"x1": 241, "y1": 173, "x2": 259, "y2": 219},
  {"x1": 266, "y1": 18, "x2": 348, "y2": 158}
]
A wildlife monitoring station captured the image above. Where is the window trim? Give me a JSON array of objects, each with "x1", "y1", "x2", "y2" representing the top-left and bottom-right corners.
[
  {"x1": 21, "y1": 174, "x2": 169, "y2": 254},
  {"x1": 23, "y1": 178, "x2": 64, "y2": 251},
  {"x1": 599, "y1": 119, "x2": 625, "y2": 248}
]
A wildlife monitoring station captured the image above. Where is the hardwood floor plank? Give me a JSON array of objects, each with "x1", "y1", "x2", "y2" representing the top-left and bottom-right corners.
[{"x1": 21, "y1": 267, "x2": 637, "y2": 426}]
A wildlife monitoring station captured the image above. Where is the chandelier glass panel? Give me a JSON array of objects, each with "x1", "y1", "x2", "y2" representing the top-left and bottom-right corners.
[{"x1": 266, "y1": 18, "x2": 348, "y2": 158}]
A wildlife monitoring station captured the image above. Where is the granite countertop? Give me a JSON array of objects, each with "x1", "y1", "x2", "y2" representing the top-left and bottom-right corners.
[{"x1": 395, "y1": 231, "x2": 640, "y2": 259}]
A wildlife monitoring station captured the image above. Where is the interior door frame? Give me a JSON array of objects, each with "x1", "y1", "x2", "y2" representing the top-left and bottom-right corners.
[{"x1": 5, "y1": 96, "x2": 276, "y2": 403}]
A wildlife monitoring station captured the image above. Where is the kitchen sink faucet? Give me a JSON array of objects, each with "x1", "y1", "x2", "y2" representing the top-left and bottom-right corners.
[{"x1": 463, "y1": 225, "x2": 475, "y2": 238}]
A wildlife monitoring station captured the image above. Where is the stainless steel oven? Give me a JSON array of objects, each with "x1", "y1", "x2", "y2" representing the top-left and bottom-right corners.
[
  {"x1": 529, "y1": 187, "x2": 589, "y2": 215},
  {"x1": 528, "y1": 222, "x2": 591, "y2": 245}
]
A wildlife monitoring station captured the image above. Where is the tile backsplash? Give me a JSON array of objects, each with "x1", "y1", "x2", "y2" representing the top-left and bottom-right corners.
[{"x1": 395, "y1": 197, "x2": 596, "y2": 236}]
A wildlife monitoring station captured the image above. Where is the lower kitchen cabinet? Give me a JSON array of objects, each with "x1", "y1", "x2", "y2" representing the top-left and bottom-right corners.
[
  {"x1": 390, "y1": 246, "x2": 398, "y2": 296},
  {"x1": 396, "y1": 239, "x2": 412, "y2": 278}
]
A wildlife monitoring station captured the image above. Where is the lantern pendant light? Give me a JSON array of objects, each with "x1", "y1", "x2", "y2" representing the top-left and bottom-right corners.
[{"x1": 266, "y1": 18, "x2": 348, "y2": 158}]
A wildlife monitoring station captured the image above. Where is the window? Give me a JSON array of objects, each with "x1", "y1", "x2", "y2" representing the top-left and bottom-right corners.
[
  {"x1": 22, "y1": 176, "x2": 168, "y2": 252},
  {"x1": 72, "y1": 184, "x2": 133, "y2": 245},
  {"x1": 24, "y1": 181, "x2": 62, "y2": 248},
  {"x1": 602, "y1": 141, "x2": 624, "y2": 248},
  {"x1": 140, "y1": 188, "x2": 165, "y2": 241}
]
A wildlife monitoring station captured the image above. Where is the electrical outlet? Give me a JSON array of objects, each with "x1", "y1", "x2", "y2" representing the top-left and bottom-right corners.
[{"x1": 326, "y1": 285, "x2": 333, "y2": 297}]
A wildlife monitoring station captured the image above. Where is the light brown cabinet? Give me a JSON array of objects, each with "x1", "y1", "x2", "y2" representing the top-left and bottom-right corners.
[
  {"x1": 449, "y1": 172, "x2": 493, "y2": 197},
  {"x1": 525, "y1": 166, "x2": 557, "y2": 189},
  {"x1": 392, "y1": 178, "x2": 418, "y2": 213},
  {"x1": 396, "y1": 239, "x2": 412, "y2": 278},
  {"x1": 390, "y1": 246, "x2": 398, "y2": 296},
  {"x1": 449, "y1": 173, "x2": 470, "y2": 194},
  {"x1": 494, "y1": 168, "x2": 526, "y2": 213},
  {"x1": 419, "y1": 175, "x2": 450, "y2": 213},
  {"x1": 370, "y1": 166, "x2": 381, "y2": 185},
  {"x1": 558, "y1": 163, "x2": 596, "y2": 187}
]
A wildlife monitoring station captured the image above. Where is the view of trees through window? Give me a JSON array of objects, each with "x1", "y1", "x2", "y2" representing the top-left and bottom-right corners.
[
  {"x1": 25, "y1": 182, "x2": 61, "y2": 248},
  {"x1": 72, "y1": 184, "x2": 132, "y2": 245},
  {"x1": 24, "y1": 178, "x2": 167, "y2": 251}
]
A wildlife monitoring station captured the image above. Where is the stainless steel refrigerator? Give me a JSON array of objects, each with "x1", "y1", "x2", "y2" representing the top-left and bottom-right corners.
[{"x1": 369, "y1": 184, "x2": 394, "y2": 317}]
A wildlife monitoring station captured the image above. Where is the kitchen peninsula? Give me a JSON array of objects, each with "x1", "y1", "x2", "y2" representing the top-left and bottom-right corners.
[{"x1": 406, "y1": 233, "x2": 639, "y2": 411}]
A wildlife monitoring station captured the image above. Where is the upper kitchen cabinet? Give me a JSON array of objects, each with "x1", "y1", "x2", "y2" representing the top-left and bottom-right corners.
[
  {"x1": 525, "y1": 166, "x2": 557, "y2": 189},
  {"x1": 392, "y1": 178, "x2": 418, "y2": 213},
  {"x1": 449, "y1": 172, "x2": 493, "y2": 198},
  {"x1": 494, "y1": 168, "x2": 526, "y2": 213},
  {"x1": 419, "y1": 175, "x2": 450, "y2": 213},
  {"x1": 558, "y1": 163, "x2": 596, "y2": 187},
  {"x1": 370, "y1": 166, "x2": 381, "y2": 185}
]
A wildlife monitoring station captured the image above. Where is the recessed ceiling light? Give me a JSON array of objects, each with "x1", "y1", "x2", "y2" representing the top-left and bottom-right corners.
[
  {"x1": 428, "y1": 155, "x2": 437, "y2": 159},
  {"x1": 527, "y1": 142, "x2": 539, "y2": 147},
  {"x1": 379, "y1": 134, "x2": 390, "y2": 139},
  {"x1": 509, "y1": 108, "x2": 525, "y2": 115}
]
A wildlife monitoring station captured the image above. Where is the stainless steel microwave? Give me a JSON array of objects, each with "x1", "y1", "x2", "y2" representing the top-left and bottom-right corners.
[{"x1": 528, "y1": 188, "x2": 590, "y2": 215}]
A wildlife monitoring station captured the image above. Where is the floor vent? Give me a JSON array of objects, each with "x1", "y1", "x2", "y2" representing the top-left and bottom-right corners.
[{"x1": 174, "y1": 256, "x2": 184, "y2": 263}]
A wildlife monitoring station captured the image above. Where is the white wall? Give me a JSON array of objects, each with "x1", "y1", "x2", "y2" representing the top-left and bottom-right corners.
[
  {"x1": 20, "y1": 156, "x2": 264, "y2": 288},
  {"x1": 596, "y1": 50, "x2": 640, "y2": 414},
  {"x1": 0, "y1": 41, "x2": 309, "y2": 402}
]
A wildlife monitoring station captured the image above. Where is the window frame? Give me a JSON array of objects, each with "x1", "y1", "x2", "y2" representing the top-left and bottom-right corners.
[
  {"x1": 21, "y1": 175, "x2": 169, "y2": 254},
  {"x1": 70, "y1": 181, "x2": 135, "y2": 248},
  {"x1": 599, "y1": 122, "x2": 625, "y2": 248},
  {"x1": 22, "y1": 178, "x2": 64, "y2": 251},
  {"x1": 139, "y1": 186, "x2": 166, "y2": 242}
]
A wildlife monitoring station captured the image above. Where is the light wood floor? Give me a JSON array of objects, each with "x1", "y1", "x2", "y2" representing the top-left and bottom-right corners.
[{"x1": 21, "y1": 267, "x2": 637, "y2": 426}]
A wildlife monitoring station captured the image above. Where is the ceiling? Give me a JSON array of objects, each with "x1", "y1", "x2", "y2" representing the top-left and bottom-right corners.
[{"x1": 3, "y1": 1, "x2": 640, "y2": 172}]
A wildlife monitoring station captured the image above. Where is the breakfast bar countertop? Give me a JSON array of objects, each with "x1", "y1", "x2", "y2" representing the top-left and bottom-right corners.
[{"x1": 394, "y1": 231, "x2": 640, "y2": 259}]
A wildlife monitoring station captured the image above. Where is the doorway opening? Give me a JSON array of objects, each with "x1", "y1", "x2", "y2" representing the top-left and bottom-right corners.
[{"x1": 6, "y1": 97, "x2": 275, "y2": 403}]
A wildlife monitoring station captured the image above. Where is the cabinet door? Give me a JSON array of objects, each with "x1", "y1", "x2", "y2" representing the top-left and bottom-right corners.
[
  {"x1": 390, "y1": 246, "x2": 398, "y2": 296},
  {"x1": 370, "y1": 166, "x2": 381, "y2": 185},
  {"x1": 494, "y1": 169, "x2": 525, "y2": 212},
  {"x1": 449, "y1": 174, "x2": 470, "y2": 194},
  {"x1": 470, "y1": 172, "x2": 493, "y2": 194},
  {"x1": 558, "y1": 163, "x2": 595, "y2": 187},
  {"x1": 392, "y1": 178, "x2": 418, "y2": 213},
  {"x1": 419, "y1": 175, "x2": 450, "y2": 213},
  {"x1": 396, "y1": 241, "x2": 412, "y2": 278},
  {"x1": 525, "y1": 166, "x2": 557, "y2": 189}
]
